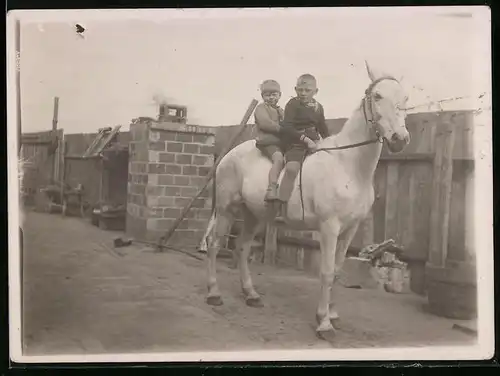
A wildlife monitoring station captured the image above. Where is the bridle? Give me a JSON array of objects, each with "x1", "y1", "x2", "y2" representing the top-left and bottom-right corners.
[{"x1": 360, "y1": 75, "x2": 401, "y2": 145}]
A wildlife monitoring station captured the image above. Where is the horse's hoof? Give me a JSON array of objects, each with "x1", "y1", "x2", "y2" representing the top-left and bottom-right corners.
[
  {"x1": 330, "y1": 318, "x2": 341, "y2": 330},
  {"x1": 274, "y1": 217, "x2": 286, "y2": 225},
  {"x1": 316, "y1": 328, "x2": 336, "y2": 343},
  {"x1": 246, "y1": 297, "x2": 264, "y2": 308},
  {"x1": 316, "y1": 313, "x2": 335, "y2": 325},
  {"x1": 315, "y1": 314, "x2": 324, "y2": 325},
  {"x1": 206, "y1": 296, "x2": 223, "y2": 306}
]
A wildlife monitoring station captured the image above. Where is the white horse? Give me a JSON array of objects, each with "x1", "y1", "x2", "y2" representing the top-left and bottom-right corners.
[{"x1": 205, "y1": 62, "x2": 410, "y2": 341}]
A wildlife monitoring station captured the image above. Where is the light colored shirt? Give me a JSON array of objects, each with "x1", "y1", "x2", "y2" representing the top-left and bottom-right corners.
[{"x1": 253, "y1": 102, "x2": 284, "y2": 146}]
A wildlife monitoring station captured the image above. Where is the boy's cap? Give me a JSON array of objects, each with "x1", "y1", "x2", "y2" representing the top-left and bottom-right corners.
[{"x1": 260, "y1": 79, "x2": 281, "y2": 93}]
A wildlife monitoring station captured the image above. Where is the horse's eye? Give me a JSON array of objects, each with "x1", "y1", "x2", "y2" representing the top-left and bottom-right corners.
[{"x1": 373, "y1": 93, "x2": 383, "y2": 101}]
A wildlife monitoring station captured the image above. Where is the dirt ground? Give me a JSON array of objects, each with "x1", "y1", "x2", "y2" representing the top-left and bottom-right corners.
[{"x1": 21, "y1": 211, "x2": 474, "y2": 355}]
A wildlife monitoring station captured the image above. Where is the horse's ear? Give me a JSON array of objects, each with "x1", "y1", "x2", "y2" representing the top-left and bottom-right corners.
[
  {"x1": 365, "y1": 60, "x2": 388, "y2": 82},
  {"x1": 365, "y1": 60, "x2": 377, "y2": 82}
]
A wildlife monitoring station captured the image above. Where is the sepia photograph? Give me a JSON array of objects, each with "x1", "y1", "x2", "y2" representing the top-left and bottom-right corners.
[{"x1": 7, "y1": 6, "x2": 493, "y2": 363}]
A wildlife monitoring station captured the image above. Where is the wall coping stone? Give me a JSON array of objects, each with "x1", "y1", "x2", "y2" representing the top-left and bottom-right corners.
[{"x1": 149, "y1": 121, "x2": 216, "y2": 135}]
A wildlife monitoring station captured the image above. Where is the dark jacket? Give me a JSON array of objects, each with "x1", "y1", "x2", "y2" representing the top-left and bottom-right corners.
[{"x1": 279, "y1": 97, "x2": 330, "y2": 146}]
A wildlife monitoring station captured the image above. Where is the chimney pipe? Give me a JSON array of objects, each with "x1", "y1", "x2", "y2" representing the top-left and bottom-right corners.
[{"x1": 158, "y1": 104, "x2": 166, "y2": 121}]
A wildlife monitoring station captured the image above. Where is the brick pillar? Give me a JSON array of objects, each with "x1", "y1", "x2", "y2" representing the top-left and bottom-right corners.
[
  {"x1": 126, "y1": 120, "x2": 215, "y2": 246},
  {"x1": 126, "y1": 121, "x2": 150, "y2": 239}
]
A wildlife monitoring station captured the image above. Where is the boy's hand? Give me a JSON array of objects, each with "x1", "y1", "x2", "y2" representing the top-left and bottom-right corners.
[
  {"x1": 306, "y1": 139, "x2": 318, "y2": 152},
  {"x1": 301, "y1": 135, "x2": 318, "y2": 151}
]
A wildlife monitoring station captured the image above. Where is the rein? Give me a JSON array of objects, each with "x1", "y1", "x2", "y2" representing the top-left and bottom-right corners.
[{"x1": 297, "y1": 76, "x2": 399, "y2": 222}]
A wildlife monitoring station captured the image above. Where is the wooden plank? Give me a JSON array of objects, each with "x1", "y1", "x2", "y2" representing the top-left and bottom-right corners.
[
  {"x1": 463, "y1": 161, "x2": 475, "y2": 262},
  {"x1": 361, "y1": 209, "x2": 374, "y2": 246},
  {"x1": 379, "y1": 153, "x2": 434, "y2": 162},
  {"x1": 264, "y1": 223, "x2": 278, "y2": 265},
  {"x1": 52, "y1": 97, "x2": 59, "y2": 131},
  {"x1": 65, "y1": 154, "x2": 102, "y2": 160},
  {"x1": 396, "y1": 162, "x2": 413, "y2": 252},
  {"x1": 406, "y1": 116, "x2": 426, "y2": 154},
  {"x1": 50, "y1": 97, "x2": 60, "y2": 183},
  {"x1": 452, "y1": 112, "x2": 474, "y2": 161},
  {"x1": 99, "y1": 158, "x2": 104, "y2": 204},
  {"x1": 428, "y1": 122, "x2": 456, "y2": 267},
  {"x1": 83, "y1": 130, "x2": 108, "y2": 157},
  {"x1": 20, "y1": 140, "x2": 54, "y2": 146},
  {"x1": 372, "y1": 161, "x2": 387, "y2": 243},
  {"x1": 438, "y1": 122, "x2": 456, "y2": 267},
  {"x1": 92, "y1": 125, "x2": 122, "y2": 156},
  {"x1": 384, "y1": 161, "x2": 400, "y2": 241},
  {"x1": 447, "y1": 161, "x2": 467, "y2": 261},
  {"x1": 406, "y1": 161, "x2": 433, "y2": 261},
  {"x1": 428, "y1": 126, "x2": 445, "y2": 266},
  {"x1": 379, "y1": 152, "x2": 471, "y2": 162},
  {"x1": 52, "y1": 129, "x2": 63, "y2": 182}
]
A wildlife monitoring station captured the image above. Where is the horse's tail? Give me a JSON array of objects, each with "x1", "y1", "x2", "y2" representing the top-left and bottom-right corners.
[{"x1": 198, "y1": 209, "x2": 217, "y2": 253}]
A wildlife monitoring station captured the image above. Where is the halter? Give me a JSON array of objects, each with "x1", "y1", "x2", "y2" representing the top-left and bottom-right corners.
[
  {"x1": 296, "y1": 76, "x2": 401, "y2": 221},
  {"x1": 361, "y1": 75, "x2": 400, "y2": 144}
]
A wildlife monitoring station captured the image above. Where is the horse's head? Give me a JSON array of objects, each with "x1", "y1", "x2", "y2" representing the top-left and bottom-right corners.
[{"x1": 363, "y1": 61, "x2": 410, "y2": 153}]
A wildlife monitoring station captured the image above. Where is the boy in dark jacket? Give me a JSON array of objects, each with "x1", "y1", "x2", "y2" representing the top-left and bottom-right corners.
[
  {"x1": 273, "y1": 74, "x2": 330, "y2": 222},
  {"x1": 254, "y1": 79, "x2": 285, "y2": 202}
]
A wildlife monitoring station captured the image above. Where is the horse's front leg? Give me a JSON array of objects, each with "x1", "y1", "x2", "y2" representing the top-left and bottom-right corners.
[
  {"x1": 316, "y1": 218, "x2": 341, "y2": 340},
  {"x1": 329, "y1": 220, "x2": 361, "y2": 326}
]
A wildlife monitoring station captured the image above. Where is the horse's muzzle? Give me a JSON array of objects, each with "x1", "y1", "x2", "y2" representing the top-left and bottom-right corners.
[{"x1": 387, "y1": 132, "x2": 409, "y2": 153}]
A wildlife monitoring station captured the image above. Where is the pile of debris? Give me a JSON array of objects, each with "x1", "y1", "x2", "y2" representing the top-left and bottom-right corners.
[
  {"x1": 91, "y1": 203, "x2": 127, "y2": 231},
  {"x1": 338, "y1": 239, "x2": 409, "y2": 293}
]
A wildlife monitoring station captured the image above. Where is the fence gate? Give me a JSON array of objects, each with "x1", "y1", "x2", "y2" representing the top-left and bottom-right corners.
[{"x1": 20, "y1": 129, "x2": 64, "y2": 205}]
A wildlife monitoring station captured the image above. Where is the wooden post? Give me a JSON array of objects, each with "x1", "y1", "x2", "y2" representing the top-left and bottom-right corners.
[
  {"x1": 52, "y1": 97, "x2": 59, "y2": 131},
  {"x1": 361, "y1": 209, "x2": 375, "y2": 246},
  {"x1": 437, "y1": 120, "x2": 456, "y2": 266},
  {"x1": 59, "y1": 140, "x2": 66, "y2": 214},
  {"x1": 158, "y1": 99, "x2": 258, "y2": 248},
  {"x1": 384, "y1": 161, "x2": 400, "y2": 241},
  {"x1": 428, "y1": 120, "x2": 456, "y2": 267},
  {"x1": 99, "y1": 158, "x2": 104, "y2": 205},
  {"x1": 50, "y1": 97, "x2": 59, "y2": 183},
  {"x1": 53, "y1": 129, "x2": 63, "y2": 183},
  {"x1": 264, "y1": 223, "x2": 278, "y2": 265}
]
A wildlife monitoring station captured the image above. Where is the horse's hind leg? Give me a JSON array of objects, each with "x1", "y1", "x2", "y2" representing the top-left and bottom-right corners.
[
  {"x1": 237, "y1": 206, "x2": 263, "y2": 308},
  {"x1": 206, "y1": 210, "x2": 234, "y2": 306}
]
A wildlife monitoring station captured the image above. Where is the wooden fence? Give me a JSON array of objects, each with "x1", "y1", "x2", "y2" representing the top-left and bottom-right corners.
[
  {"x1": 63, "y1": 132, "x2": 130, "y2": 207},
  {"x1": 20, "y1": 129, "x2": 64, "y2": 204},
  {"x1": 370, "y1": 110, "x2": 474, "y2": 262},
  {"x1": 20, "y1": 129, "x2": 130, "y2": 208}
]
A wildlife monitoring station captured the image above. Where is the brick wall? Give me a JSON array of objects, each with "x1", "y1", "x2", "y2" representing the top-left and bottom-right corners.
[{"x1": 126, "y1": 120, "x2": 215, "y2": 246}]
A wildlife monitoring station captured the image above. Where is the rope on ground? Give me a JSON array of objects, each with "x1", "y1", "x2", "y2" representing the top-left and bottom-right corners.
[{"x1": 131, "y1": 239, "x2": 205, "y2": 261}]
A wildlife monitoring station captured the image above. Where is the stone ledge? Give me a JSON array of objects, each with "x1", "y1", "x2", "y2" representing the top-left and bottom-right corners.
[{"x1": 150, "y1": 121, "x2": 216, "y2": 135}]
